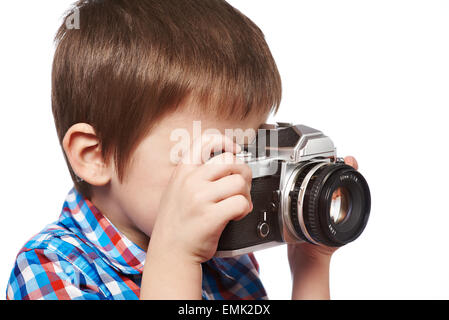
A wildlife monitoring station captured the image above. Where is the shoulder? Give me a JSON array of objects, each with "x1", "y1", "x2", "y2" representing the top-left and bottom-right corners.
[
  {"x1": 6, "y1": 223, "x2": 108, "y2": 300},
  {"x1": 17, "y1": 222, "x2": 97, "y2": 270}
]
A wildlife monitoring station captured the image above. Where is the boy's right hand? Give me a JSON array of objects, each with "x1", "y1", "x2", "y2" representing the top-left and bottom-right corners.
[{"x1": 149, "y1": 134, "x2": 253, "y2": 265}]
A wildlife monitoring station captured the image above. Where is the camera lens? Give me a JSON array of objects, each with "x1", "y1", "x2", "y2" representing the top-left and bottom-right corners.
[
  {"x1": 330, "y1": 187, "x2": 351, "y2": 225},
  {"x1": 288, "y1": 163, "x2": 370, "y2": 247}
]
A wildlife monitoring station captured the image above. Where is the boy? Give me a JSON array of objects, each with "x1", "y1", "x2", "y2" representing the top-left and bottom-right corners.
[{"x1": 7, "y1": 0, "x2": 356, "y2": 300}]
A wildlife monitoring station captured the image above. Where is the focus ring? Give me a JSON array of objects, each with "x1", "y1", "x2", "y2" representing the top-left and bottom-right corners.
[
  {"x1": 305, "y1": 164, "x2": 351, "y2": 247},
  {"x1": 289, "y1": 187, "x2": 312, "y2": 244}
]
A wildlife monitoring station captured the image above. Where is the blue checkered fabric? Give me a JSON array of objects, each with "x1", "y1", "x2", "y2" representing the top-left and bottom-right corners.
[{"x1": 6, "y1": 187, "x2": 268, "y2": 300}]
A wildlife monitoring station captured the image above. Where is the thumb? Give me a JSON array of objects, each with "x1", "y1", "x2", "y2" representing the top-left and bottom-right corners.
[{"x1": 344, "y1": 156, "x2": 359, "y2": 170}]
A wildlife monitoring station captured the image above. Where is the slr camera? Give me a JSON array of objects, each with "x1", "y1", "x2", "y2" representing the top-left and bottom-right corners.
[{"x1": 216, "y1": 123, "x2": 371, "y2": 257}]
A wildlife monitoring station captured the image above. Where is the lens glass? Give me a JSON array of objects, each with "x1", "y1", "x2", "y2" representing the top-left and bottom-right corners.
[{"x1": 330, "y1": 187, "x2": 351, "y2": 224}]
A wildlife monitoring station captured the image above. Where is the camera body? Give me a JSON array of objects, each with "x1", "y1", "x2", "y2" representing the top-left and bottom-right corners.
[{"x1": 215, "y1": 123, "x2": 371, "y2": 257}]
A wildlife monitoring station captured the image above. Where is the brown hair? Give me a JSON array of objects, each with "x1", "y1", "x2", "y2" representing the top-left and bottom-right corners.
[{"x1": 52, "y1": 0, "x2": 282, "y2": 199}]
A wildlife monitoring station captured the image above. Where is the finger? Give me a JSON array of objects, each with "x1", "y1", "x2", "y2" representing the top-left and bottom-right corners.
[
  {"x1": 202, "y1": 134, "x2": 242, "y2": 163},
  {"x1": 207, "y1": 173, "x2": 252, "y2": 205},
  {"x1": 181, "y1": 133, "x2": 241, "y2": 166},
  {"x1": 201, "y1": 153, "x2": 252, "y2": 182},
  {"x1": 213, "y1": 194, "x2": 253, "y2": 222},
  {"x1": 344, "y1": 156, "x2": 359, "y2": 170}
]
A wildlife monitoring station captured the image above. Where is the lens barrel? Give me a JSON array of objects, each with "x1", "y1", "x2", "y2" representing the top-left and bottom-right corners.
[{"x1": 289, "y1": 162, "x2": 370, "y2": 247}]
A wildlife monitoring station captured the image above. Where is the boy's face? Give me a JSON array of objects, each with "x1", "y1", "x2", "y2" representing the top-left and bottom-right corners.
[{"x1": 91, "y1": 108, "x2": 268, "y2": 249}]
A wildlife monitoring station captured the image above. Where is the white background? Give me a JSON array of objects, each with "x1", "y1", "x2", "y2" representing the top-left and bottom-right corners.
[{"x1": 1, "y1": 0, "x2": 448, "y2": 300}]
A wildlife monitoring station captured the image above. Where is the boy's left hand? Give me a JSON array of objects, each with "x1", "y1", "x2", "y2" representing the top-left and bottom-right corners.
[{"x1": 287, "y1": 156, "x2": 359, "y2": 271}]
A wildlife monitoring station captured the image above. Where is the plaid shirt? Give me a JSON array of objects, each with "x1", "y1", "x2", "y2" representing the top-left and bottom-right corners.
[{"x1": 6, "y1": 188, "x2": 267, "y2": 300}]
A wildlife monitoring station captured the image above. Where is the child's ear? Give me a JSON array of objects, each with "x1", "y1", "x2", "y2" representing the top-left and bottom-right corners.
[{"x1": 62, "y1": 123, "x2": 111, "y2": 186}]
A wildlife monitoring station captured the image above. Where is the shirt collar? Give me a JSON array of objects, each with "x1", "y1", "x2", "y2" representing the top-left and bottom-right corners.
[
  {"x1": 59, "y1": 187, "x2": 246, "y2": 282},
  {"x1": 59, "y1": 188, "x2": 146, "y2": 275}
]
